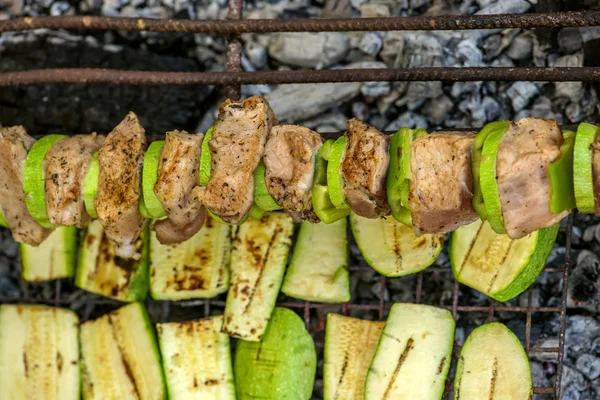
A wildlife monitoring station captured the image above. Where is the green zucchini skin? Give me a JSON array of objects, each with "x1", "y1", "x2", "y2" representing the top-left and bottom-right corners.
[
  {"x1": 327, "y1": 136, "x2": 349, "y2": 209},
  {"x1": 479, "y1": 128, "x2": 507, "y2": 234},
  {"x1": 20, "y1": 226, "x2": 77, "y2": 281},
  {"x1": 222, "y1": 212, "x2": 294, "y2": 341},
  {"x1": 449, "y1": 219, "x2": 558, "y2": 302},
  {"x1": 157, "y1": 315, "x2": 235, "y2": 400},
  {"x1": 149, "y1": 216, "x2": 232, "y2": 300},
  {"x1": 75, "y1": 219, "x2": 150, "y2": 302},
  {"x1": 281, "y1": 218, "x2": 349, "y2": 303},
  {"x1": 234, "y1": 307, "x2": 317, "y2": 400},
  {"x1": 573, "y1": 122, "x2": 600, "y2": 214},
  {"x1": 79, "y1": 302, "x2": 166, "y2": 400},
  {"x1": 0, "y1": 304, "x2": 80, "y2": 400}
]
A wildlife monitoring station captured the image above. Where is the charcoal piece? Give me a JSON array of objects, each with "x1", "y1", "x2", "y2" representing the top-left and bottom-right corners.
[{"x1": 0, "y1": 40, "x2": 212, "y2": 137}]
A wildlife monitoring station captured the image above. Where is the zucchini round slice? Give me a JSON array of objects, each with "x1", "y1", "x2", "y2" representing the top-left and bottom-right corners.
[
  {"x1": 23, "y1": 134, "x2": 68, "y2": 228},
  {"x1": 471, "y1": 121, "x2": 509, "y2": 220},
  {"x1": 253, "y1": 161, "x2": 281, "y2": 211},
  {"x1": 142, "y1": 140, "x2": 167, "y2": 219},
  {"x1": 83, "y1": 151, "x2": 100, "y2": 219},
  {"x1": 454, "y1": 322, "x2": 532, "y2": 400},
  {"x1": 350, "y1": 213, "x2": 443, "y2": 277},
  {"x1": 450, "y1": 218, "x2": 558, "y2": 302},
  {"x1": 573, "y1": 122, "x2": 600, "y2": 214},
  {"x1": 327, "y1": 136, "x2": 348, "y2": 209},
  {"x1": 479, "y1": 128, "x2": 506, "y2": 234}
]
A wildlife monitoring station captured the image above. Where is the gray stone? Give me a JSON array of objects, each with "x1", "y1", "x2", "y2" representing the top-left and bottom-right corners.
[
  {"x1": 1, "y1": 0, "x2": 22, "y2": 15},
  {"x1": 266, "y1": 79, "x2": 360, "y2": 123},
  {"x1": 553, "y1": 52, "x2": 584, "y2": 103},
  {"x1": 422, "y1": 95, "x2": 453, "y2": 126},
  {"x1": 449, "y1": 39, "x2": 484, "y2": 67},
  {"x1": 381, "y1": 32, "x2": 443, "y2": 69},
  {"x1": 562, "y1": 365, "x2": 589, "y2": 392},
  {"x1": 245, "y1": 41, "x2": 268, "y2": 69},
  {"x1": 385, "y1": 111, "x2": 428, "y2": 131},
  {"x1": 506, "y1": 32, "x2": 533, "y2": 60},
  {"x1": 358, "y1": 32, "x2": 384, "y2": 56},
  {"x1": 359, "y1": 3, "x2": 390, "y2": 17},
  {"x1": 577, "y1": 354, "x2": 600, "y2": 380},
  {"x1": 410, "y1": 0, "x2": 430, "y2": 8},
  {"x1": 300, "y1": 113, "x2": 348, "y2": 132},
  {"x1": 476, "y1": 0, "x2": 531, "y2": 15},
  {"x1": 352, "y1": 102, "x2": 370, "y2": 121},
  {"x1": 558, "y1": 28, "x2": 584, "y2": 54},
  {"x1": 583, "y1": 224, "x2": 597, "y2": 242},
  {"x1": 268, "y1": 32, "x2": 349, "y2": 69},
  {"x1": 351, "y1": 0, "x2": 368, "y2": 10},
  {"x1": 482, "y1": 34, "x2": 503, "y2": 59},
  {"x1": 361, "y1": 81, "x2": 391, "y2": 98},
  {"x1": 506, "y1": 82, "x2": 539, "y2": 111}
]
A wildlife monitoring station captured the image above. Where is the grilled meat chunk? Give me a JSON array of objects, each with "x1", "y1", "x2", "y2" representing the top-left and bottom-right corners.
[
  {"x1": 497, "y1": 118, "x2": 569, "y2": 239},
  {"x1": 95, "y1": 112, "x2": 147, "y2": 259},
  {"x1": 409, "y1": 132, "x2": 479, "y2": 235},
  {"x1": 340, "y1": 119, "x2": 390, "y2": 219},
  {"x1": 45, "y1": 133, "x2": 105, "y2": 228},
  {"x1": 0, "y1": 126, "x2": 52, "y2": 246},
  {"x1": 263, "y1": 125, "x2": 323, "y2": 223},
  {"x1": 152, "y1": 130, "x2": 206, "y2": 244},
  {"x1": 194, "y1": 96, "x2": 276, "y2": 224}
]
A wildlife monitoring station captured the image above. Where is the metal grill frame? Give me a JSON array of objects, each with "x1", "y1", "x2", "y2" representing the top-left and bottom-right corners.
[{"x1": 0, "y1": 4, "x2": 591, "y2": 399}]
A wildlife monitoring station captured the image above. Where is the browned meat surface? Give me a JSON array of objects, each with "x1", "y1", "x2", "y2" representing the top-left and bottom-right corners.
[
  {"x1": 340, "y1": 119, "x2": 390, "y2": 219},
  {"x1": 0, "y1": 126, "x2": 52, "y2": 246},
  {"x1": 95, "y1": 112, "x2": 147, "y2": 259},
  {"x1": 194, "y1": 96, "x2": 275, "y2": 224},
  {"x1": 152, "y1": 130, "x2": 206, "y2": 244},
  {"x1": 45, "y1": 133, "x2": 105, "y2": 228},
  {"x1": 497, "y1": 118, "x2": 569, "y2": 239},
  {"x1": 263, "y1": 125, "x2": 323, "y2": 223},
  {"x1": 593, "y1": 132, "x2": 600, "y2": 216},
  {"x1": 409, "y1": 132, "x2": 479, "y2": 235}
]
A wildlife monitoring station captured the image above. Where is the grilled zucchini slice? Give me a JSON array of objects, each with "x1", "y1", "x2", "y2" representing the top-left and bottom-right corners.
[
  {"x1": 75, "y1": 219, "x2": 150, "y2": 302},
  {"x1": 365, "y1": 303, "x2": 455, "y2": 400},
  {"x1": 450, "y1": 219, "x2": 558, "y2": 302},
  {"x1": 454, "y1": 322, "x2": 532, "y2": 400},
  {"x1": 157, "y1": 315, "x2": 235, "y2": 400},
  {"x1": 350, "y1": 213, "x2": 444, "y2": 277},
  {"x1": 80, "y1": 302, "x2": 165, "y2": 400},
  {"x1": 150, "y1": 215, "x2": 231, "y2": 300},
  {"x1": 234, "y1": 307, "x2": 317, "y2": 400},
  {"x1": 0, "y1": 304, "x2": 79, "y2": 400},
  {"x1": 281, "y1": 218, "x2": 349, "y2": 303},
  {"x1": 324, "y1": 314, "x2": 385, "y2": 400},
  {"x1": 222, "y1": 212, "x2": 294, "y2": 341},
  {"x1": 20, "y1": 226, "x2": 77, "y2": 281}
]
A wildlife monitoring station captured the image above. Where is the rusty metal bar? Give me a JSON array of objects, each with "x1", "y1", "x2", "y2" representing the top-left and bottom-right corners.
[
  {"x1": 225, "y1": 0, "x2": 244, "y2": 100},
  {"x1": 2, "y1": 67, "x2": 600, "y2": 87},
  {"x1": 1, "y1": 11, "x2": 599, "y2": 34}
]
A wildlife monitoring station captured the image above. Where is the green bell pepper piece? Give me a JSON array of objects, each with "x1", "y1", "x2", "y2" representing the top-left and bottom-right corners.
[
  {"x1": 548, "y1": 130, "x2": 576, "y2": 214},
  {"x1": 312, "y1": 140, "x2": 350, "y2": 224}
]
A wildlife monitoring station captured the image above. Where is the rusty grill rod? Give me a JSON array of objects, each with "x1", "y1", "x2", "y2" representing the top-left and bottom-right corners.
[
  {"x1": 1, "y1": 11, "x2": 600, "y2": 34},
  {"x1": 2, "y1": 67, "x2": 600, "y2": 87}
]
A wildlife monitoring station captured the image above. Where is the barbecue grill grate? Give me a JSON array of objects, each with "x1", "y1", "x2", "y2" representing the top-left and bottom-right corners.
[{"x1": 0, "y1": 3, "x2": 592, "y2": 398}]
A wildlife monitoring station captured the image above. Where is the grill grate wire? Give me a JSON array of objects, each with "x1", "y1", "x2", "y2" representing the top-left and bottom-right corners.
[{"x1": 0, "y1": 4, "x2": 591, "y2": 398}]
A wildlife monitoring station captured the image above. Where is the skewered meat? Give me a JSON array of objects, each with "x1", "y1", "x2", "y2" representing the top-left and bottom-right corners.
[
  {"x1": 409, "y1": 132, "x2": 479, "y2": 235},
  {"x1": 193, "y1": 96, "x2": 275, "y2": 224},
  {"x1": 496, "y1": 118, "x2": 569, "y2": 239},
  {"x1": 263, "y1": 125, "x2": 323, "y2": 223},
  {"x1": 45, "y1": 134, "x2": 105, "y2": 228},
  {"x1": 340, "y1": 119, "x2": 390, "y2": 219},
  {"x1": 0, "y1": 126, "x2": 52, "y2": 246},
  {"x1": 152, "y1": 130, "x2": 206, "y2": 244},
  {"x1": 95, "y1": 112, "x2": 147, "y2": 259}
]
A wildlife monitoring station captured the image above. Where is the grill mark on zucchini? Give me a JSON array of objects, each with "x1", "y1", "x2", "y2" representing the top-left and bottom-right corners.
[
  {"x1": 382, "y1": 337, "x2": 414, "y2": 400},
  {"x1": 437, "y1": 356, "x2": 446, "y2": 375},
  {"x1": 333, "y1": 353, "x2": 350, "y2": 399},
  {"x1": 457, "y1": 221, "x2": 485, "y2": 276},
  {"x1": 242, "y1": 227, "x2": 283, "y2": 313},
  {"x1": 489, "y1": 357, "x2": 498, "y2": 400},
  {"x1": 23, "y1": 352, "x2": 28, "y2": 377},
  {"x1": 107, "y1": 315, "x2": 141, "y2": 399},
  {"x1": 392, "y1": 223, "x2": 403, "y2": 272},
  {"x1": 455, "y1": 355, "x2": 465, "y2": 400},
  {"x1": 56, "y1": 351, "x2": 63, "y2": 373},
  {"x1": 486, "y1": 241, "x2": 514, "y2": 292}
]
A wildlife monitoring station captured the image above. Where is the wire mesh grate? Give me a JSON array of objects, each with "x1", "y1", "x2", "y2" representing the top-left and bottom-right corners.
[{"x1": 0, "y1": 3, "x2": 589, "y2": 398}]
